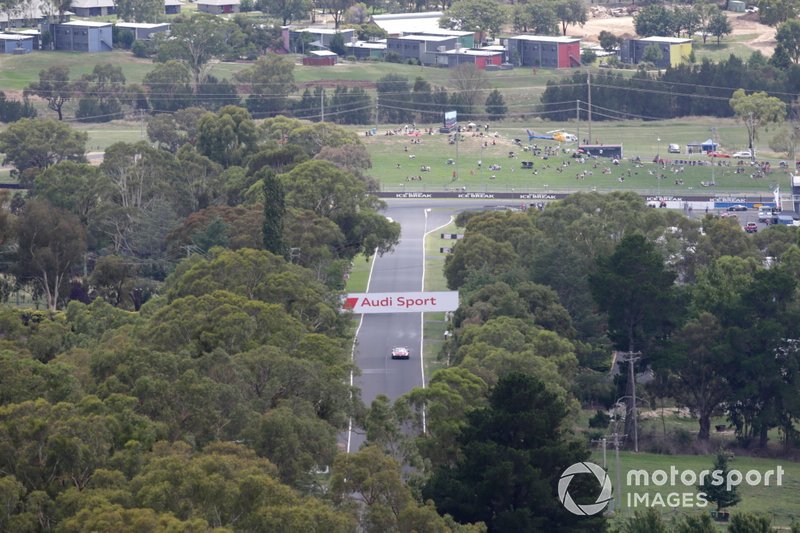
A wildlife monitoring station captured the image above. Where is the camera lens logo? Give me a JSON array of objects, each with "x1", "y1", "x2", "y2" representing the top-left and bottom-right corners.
[{"x1": 558, "y1": 462, "x2": 613, "y2": 516}]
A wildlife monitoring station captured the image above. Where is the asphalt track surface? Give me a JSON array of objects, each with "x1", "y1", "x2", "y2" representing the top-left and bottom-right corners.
[{"x1": 345, "y1": 201, "x2": 455, "y2": 453}]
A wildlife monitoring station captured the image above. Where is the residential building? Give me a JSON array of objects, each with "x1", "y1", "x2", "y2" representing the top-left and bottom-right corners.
[
  {"x1": 282, "y1": 27, "x2": 355, "y2": 54},
  {"x1": 408, "y1": 29, "x2": 474, "y2": 48},
  {"x1": 164, "y1": 0, "x2": 181, "y2": 14},
  {"x1": 0, "y1": 33, "x2": 34, "y2": 53},
  {"x1": 69, "y1": 0, "x2": 115, "y2": 17},
  {"x1": 505, "y1": 35, "x2": 581, "y2": 68},
  {"x1": 8, "y1": 29, "x2": 40, "y2": 49},
  {"x1": 115, "y1": 22, "x2": 170, "y2": 40},
  {"x1": 46, "y1": 20, "x2": 113, "y2": 52},
  {"x1": 370, "y1": 11, "x2": 444, "y2": 37},
  {"x1": 436, "y1": 48, "x2": 502, "y2": 69},
  {"x1": 196, "y1": 0, "x2": 239, "y2": 14},
  {"x1": 620, "y1": 36, "x2": 692, "y2": 69},
  {"x1": 345, "y1": 40, "x2": 386, "y2": 59},
  {"x1": 302, "y1": 49, "x2": 337, "y2": 66},
  {"x1": 386, "y1": 34, "x2": 457, "y2": 65}
]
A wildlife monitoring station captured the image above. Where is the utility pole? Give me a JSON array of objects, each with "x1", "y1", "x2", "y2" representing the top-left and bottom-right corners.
[
  {"x1": 619, "y1": 351, "x2": 642, "y2": 453},
  {"x1": 320, "y1": 87, "x2": 325, "y2": 122},
  {"x1": 587, "y1": 71, "x2": 592, "y2": 141},
  {"x1": 576, "y1": 99, "x2": 581, "y2": 145},
  {"x1": 608, "y1": 431, "x2": 626, "y2": 513},
  {"x1": 591, "y1": 436, "x2": 607, "y2": 469}
]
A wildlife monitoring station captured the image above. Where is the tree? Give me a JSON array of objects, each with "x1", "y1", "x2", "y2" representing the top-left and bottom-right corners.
[
  {"x1": 262, "y1": 168, "x2": 287, "y2": 257},
  {"x1": 24, "y1": 65, "x2": 73, "y2": 121},
  {"x1": 697, "y1": 452, "x2": 741, "y2": 512},
  {"x1": 423, "y1": 373, "x2": 605, "y2": 531},
  {"x1": 33, "y1": 162, "x2": 105, "y2": 225},
  {"x1": 653, "y1": 313, "x2": 732, "y2": 440},
  {"x1": 376, "y1": 74, "x2": 413, "y2": 123},
  {"x1": 263, "y1": 0, "x2": 309, "y2": 25},
  {"x1": 616, "y1": 508, "x2": 669, "y2": 533},
  {"x1": 0, "y1": 118, "x2": 87, "y2": 186},
  {"x1": 196, "y1": 105, "x2": 258, "y2": 167},
  {"x1": 114, "y1": 0, "x2": 162, "y2": 21},
  {"x1": 708, "y1": 10, "x2": 733, "y2": 44},
  {"x1": 0, "y1": 91, "x2": 37, "y2": 123},
  {"x1": 776, "y1": 20, "x2": 800, "y2": 64},
  {"x1": 329, "y1": 32, "x2": 346, "y2": 55},
  {"x1": 14, "y1": 200, "x2": 87, "y2": 311},
  {"x1": 555, "y1": 0, "x2": 587, "y2": 36},
  {"x1": 74, "y1": 63, "x2": 127, "y2": 123},
  {"x1": 321, "y1": 0, "x2": 354, "y2": 29},
  {"x1": 642, "y1": 43, "x2": 663, "y2": 65},
  {"x1": 634, "y1": 5, "x2": 674, "y2": 37},
  {"x1": 695, "y1": 2, "x2": 719, "y2": 44},
  {"x1": 599, "y1": 30, "x2": 622, "y2": 52},
  {"x1": 449, "y1": 64, "x2": 489, "y2": 116},
  {"x1": 440, "y1": 0, "x2": 508, "y2": 39},
  {"x1": 484, "y1": 89, "x2": 507, "y2": 120},
  {"x1": 142, "y1": 60, "x2": 194, "y2": 112},
  {"x1": 758, "y1": 0, "x2": 799, "y2": 26},
  {"x1": 729, "y1": 89, "x2": 787, "y2": 156},
  {"x1": 589, "y1": 235, "x2": 680, "y2": 443},
  {"x1": 234, "y1": 54, "x2": 296, "y2": 117},
  {"x1": 512, "y1": 2, "x2": 558, "y2": 35},
  {"x1": 728, "y1": 513, "x2": 774, "y2": 533},
  {"x1": 155, "y1": 14, "x2": 230, "y2": 85}
]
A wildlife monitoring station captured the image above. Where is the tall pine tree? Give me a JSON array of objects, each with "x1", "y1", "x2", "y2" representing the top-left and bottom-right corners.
[{"x1": 261, "y1": 168, "x2": 287, "y2": 258}]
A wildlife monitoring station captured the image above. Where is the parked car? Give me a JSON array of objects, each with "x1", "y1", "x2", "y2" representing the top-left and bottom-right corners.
[
  {"x1": 733, "y1": 150, "x2": 752, "y2": 158},
  {"x1": 668, "y1": 143, "x2": 680, "y2": 153},
  {"x1": 746, "y1": 5, "x2": 759, "y2": 12},
  {"x1": 744, "y1": 222, "x2": 758, "y2": 233},
  {"x1": 708, "y1": 151, "x2": 731, "y2": 158},
  {"x1": 758, "y1": 210, "x2": 775, "y2": 222},
  {"x1": 727, "y1": 204, "x2": 748, "y2": 211}
]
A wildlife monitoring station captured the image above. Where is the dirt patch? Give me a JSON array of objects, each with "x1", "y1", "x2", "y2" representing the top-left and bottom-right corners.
[{"x1": 569, "y1": 10, "x2": 776, "y2": 53}]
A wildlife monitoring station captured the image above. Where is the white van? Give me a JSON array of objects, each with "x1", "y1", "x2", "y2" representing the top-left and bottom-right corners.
[{"x1": 668, "y1": 144, "x2": 680, "y2": 153}]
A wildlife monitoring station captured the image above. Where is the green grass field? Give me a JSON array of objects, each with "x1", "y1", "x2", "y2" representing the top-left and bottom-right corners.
[
  {"x1": 422, "y1": 216, "x2": 458, "y2": 377},
  {"x1": 365, "y1": 117, "x2": 782, "y2": 196},
  {"x1": 345, "y1": 254, "x2": 373, "y2": 293},
  {"x1": 597, "y1": 451, "x2": 800, "y2": 528}
]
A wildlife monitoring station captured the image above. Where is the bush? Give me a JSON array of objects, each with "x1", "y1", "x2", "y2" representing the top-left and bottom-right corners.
[
  {"x1": 0, "y1": 92, "x2": 37, "y2": 123},
  {"x1": 131, "y1": 39, "x2": 151, "y2": 58},
  {"x1": 589, "y1": 409, "x2": 611, "y2": 429},
  {"x1": 115, "y1": 29, "x2": 134, "y2": 49},
  {"x1": 581, "y1": 49, "x2": 597, "y2": 64},
  {"x1": 384, "y1": 51, "x2": 401, "y2": 63}
]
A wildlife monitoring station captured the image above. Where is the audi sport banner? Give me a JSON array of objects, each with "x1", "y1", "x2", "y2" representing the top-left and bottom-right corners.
[{"x1": 342, "y1": 291, "x2": 459, "y2": 314}]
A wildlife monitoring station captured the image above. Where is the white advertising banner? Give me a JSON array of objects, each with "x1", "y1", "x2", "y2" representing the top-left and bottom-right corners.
[{"x1": 343, "y1": 291, "x2": 459, "y2": 314}]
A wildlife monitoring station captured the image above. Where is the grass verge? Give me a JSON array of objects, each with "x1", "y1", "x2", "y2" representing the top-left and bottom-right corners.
[
  {"x1": 422, "y1": 215, "x2": 459, "y2": 380},
  {"x1": 596, "y1": 450, "x2": 800, "y2": 528}
]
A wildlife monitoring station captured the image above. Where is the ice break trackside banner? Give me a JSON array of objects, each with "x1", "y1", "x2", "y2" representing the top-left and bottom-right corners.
[{"x1": 342, "y1": 291, "x2": 459, "y2": 314}]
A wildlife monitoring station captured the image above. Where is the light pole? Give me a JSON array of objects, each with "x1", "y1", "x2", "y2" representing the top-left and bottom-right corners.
[{"x1": 656, "y1": 137, "x2": 661, "y2": 197}]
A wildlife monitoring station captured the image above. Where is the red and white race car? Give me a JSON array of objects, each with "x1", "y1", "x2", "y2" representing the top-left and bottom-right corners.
[{"x1": 391, "y1": 346, "x2": 410, "y2": 360}]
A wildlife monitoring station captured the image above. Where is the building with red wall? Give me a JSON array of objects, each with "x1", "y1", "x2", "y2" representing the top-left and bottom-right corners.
[{"x1": 505, "y1": 35, "x2": 581, "y2": 68}]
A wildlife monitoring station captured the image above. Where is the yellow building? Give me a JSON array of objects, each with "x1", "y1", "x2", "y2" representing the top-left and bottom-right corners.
[{"x1": 621, "y1": 36, "x2": 693, "y2": 69}]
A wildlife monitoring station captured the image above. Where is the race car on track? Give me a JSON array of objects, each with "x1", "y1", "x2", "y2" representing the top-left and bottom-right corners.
[{"x1": 391, "y1": 346, "x2": 410, "y2": 360}]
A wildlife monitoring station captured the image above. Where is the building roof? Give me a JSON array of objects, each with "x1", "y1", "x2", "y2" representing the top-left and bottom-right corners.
[
  {"x1": 0, "y1": 33, "x2": 33, "y2": 40},
  {"x1": 70, "y1": 0, "x2": 114, "y2": 8},
  {"x1": 60, "y1": 20, "x2": 113, "y2": 27},
  {"x1": 440, "y1": 47, "x2": 502, "y2": 56},
  {"x1": 346, "y1": 40, "x2": 387, "y2": 49},
  {"x1": 409, "y1": 29, "x2": 473, "y2": 37},
  {"x1": 292, "y1": 27, "x2": 353, "y2": 35},
  {"x1": 197, "y1": 0, "x2": 240, "y2": 5},
  {"x1": 507, "y1": 35, "x2": 580, "y2": 43},
  {"x1": 9, "y1": 29, "x2": 41, "y2": 35},
  {"x1": 393, "y1": 34, "x2": 454, "y2": 42},
  {"x1": 115, "y1": 22, "x2": 170, "y2": 29},
  {"x1": 309, "y1": 49, "x2": 337, "y2": 56},
  {"x1": 637, "y1": 36, "x2": 692, "y2": 44},
  {"x1": 164, "y1": 0, "x2": 182, "y2": 5},
  {"x1": 371, "y1": 11, "x2": 445, "y2": 35}
]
